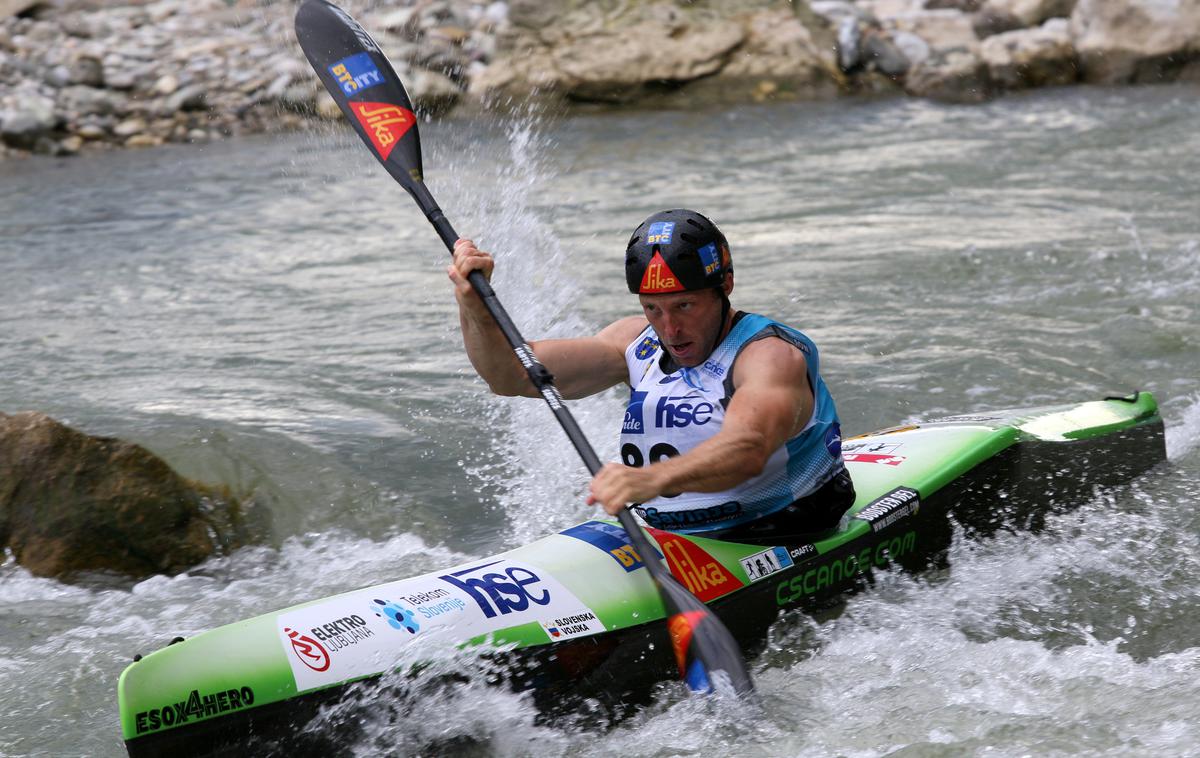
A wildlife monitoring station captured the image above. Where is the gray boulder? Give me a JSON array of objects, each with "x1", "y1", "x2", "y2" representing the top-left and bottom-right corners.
[
  {"x1": 0, "y1": 412, "x2": 268, "y2": 583},
  {"x1": 982, "y1": 17, "x2": 1077, "y2": 89},
  {"x1": 1071, "y1": 0, "x2": 1200, "y2": 83}
]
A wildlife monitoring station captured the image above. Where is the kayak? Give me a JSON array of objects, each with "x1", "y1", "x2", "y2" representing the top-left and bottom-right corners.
[{"x1": 117, "y1": 392, "x2": 1165, "y2": 756}]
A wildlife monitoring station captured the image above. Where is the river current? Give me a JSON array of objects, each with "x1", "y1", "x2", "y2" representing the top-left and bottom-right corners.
[{"x1": 2, "y1": 84, "x2": 1198, "y2": 756}]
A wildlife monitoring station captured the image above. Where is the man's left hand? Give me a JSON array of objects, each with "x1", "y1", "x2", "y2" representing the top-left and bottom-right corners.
[{"x1": 586, "y1": 463, "x2": 663, "y2": 516}]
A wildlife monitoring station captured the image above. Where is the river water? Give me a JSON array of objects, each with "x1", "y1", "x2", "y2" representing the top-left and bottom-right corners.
[{"x1": 2, "y1": 83, "x2": 1199, "y2": 756}]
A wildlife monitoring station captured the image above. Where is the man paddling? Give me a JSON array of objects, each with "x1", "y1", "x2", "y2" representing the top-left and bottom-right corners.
[{"x1": 448, "y1": 209, "x2": 854, "y2": 543}]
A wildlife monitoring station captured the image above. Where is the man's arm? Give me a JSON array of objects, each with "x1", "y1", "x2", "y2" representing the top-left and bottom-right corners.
[
  {"x1": 449, "y1": 238, "x2": 644, "y2": 399},
  {"x1": 587, "y1": 336, "x2": 814, "y2": 513}
]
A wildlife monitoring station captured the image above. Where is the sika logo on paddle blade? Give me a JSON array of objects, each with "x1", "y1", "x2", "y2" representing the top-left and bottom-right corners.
[
  {"x1": 349, "y1": 101, "x2": 414, "y2": 160},
  {"x1": 284, "y1": 626, "x2": 330, "y2": 672},
  {"x1": 639, "y1": 251, "x2": 685, "y2": 293}
]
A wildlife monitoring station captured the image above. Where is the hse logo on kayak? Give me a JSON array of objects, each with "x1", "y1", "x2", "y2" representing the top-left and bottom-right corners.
[
  {"x1": 855, "y1": 487, "x2": 920, "y2": 533},
  {"x1": 634, "y1": 335, "x2": 659, "y2": 360},
  {"x1": 649, "y1": 529, "x2": 744, "y2": 602},
  {"x1": 740, "y1": 546, "x2": 794, "y2": 582},
  {"x1": 328, "y1": 52, "x2": 383, "y2": 96},
  {"x1": 284, "y1": 627, "x2": 330, "y2": 672},
  {"x1": 776, "y1": 530, "x2": 917, "y2": 605},
  {"x1": 560, "y1": 520, "x2": 659, "y2": 572},
  {"x1": 623, "y1": 390, "x2": 648, "y2": 434},
  {"x1": 640, "y1": 251, "x2": 685, "y2": 293},
  {"x1": 656, "y1": 395, "x2": 715, "y2": 428},
  {"x1": 439, "y1": 560, "x2": 552, "y2": 619},
  {"x1": 542, "y1": 610, "x2": 604, "y2": 641},
  {"x1": 134, "y1": 686, "x2": 255, "y2": 735},
  {"x1": 350, "y1": 101, "x2": 414, "y2": 161}
]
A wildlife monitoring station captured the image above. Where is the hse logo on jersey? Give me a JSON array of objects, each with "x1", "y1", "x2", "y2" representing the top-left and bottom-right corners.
[
  {"x1": 656, "y1": 395, "x2": 715, "y2": 428},
  {"x1": 639, "y1": 251, "x2": 685, "y2": 293},
  {"x1": 649, "y1": 529, "x2": 744, "y2": 602},
  {"x1": 634, "y1": 336, "x2": 659, "y2": 360},
  {"x1": 328, "y1": 52, "x2": 383, "y2": 96},
  {"x1": 646, "y1": 221, "x2": 675, "y2": 244},
  {"x1": 349, "y1": 101, "x2": 414, "y2": 160},
  {"x1": 439, "y1": 560, "x2": 552, "y2": 619}
]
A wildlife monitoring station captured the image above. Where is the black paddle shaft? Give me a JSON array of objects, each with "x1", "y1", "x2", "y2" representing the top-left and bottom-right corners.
[{"x1": 294, "y1": 0, "x2": 754, "y2": 697}]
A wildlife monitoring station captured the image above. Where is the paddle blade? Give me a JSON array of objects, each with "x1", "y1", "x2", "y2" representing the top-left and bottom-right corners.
[
  {"x1": 294, "y1": 0, "x2": 425, "y2": 195},
  {"x1": 657, "y1": 570, "x2": 756, "y2": 697}
]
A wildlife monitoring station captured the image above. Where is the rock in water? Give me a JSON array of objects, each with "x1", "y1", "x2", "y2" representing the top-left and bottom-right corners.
[{"x1": 0, "y1": 412, "x2": 268, "y2": 582}]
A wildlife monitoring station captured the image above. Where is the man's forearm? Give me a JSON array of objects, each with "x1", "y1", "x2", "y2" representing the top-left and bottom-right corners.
[
  {"x1": 458, "y1": 303, "x2": 537, "y2": 397},
  {"x1": 650, "y1": 430, "x2": 770, "y2": 495}
]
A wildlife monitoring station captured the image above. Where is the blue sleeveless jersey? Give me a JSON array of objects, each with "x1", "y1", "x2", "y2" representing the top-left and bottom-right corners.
[{"x1": 620, "y1": 313, "x2": 845, "y2": 534}]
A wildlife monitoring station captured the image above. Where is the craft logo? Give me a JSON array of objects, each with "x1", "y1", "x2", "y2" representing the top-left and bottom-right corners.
[
  {"x1": 740, "y1": 546, "x2": 794, "y2": 582},
  {"x1": 788, "y1": 543, "x2": 818, "y2": 562},
  {"x1": 639, "y1": 251, "x2": 684, "y2": 293},
  {"x1": 329, "y1": 52, "x2": 383, "y2": 96},
  {"x1": 623, "y1": 389, "x2": 648, "y2": 434},
  {"x1": 650, "y1": 530, "x2": 744, "y2": 602},
  {"x1": 541, "y1": 610, "x2": 604, "y2": 640},
  {"x1": 856, "y1": 487, "x2": 920, "y2": 532},
  {"x1": 656, "y1": 395, "x2": 715, "y2": 428},
  {"x1": 560, "y1": 521, "x2": 657, "y2": 572},
  {"x1": 134, "y1": 686, "x2": 255, "y2": 735},
  {"x1": 439, "y1": 560, "x2": 551, "y2": 619},
  {"x1": 697, "y1": 242, "x2": 721, "y2": 275},
  {"x1": 634, "y1": 335, "x2": 659, "y2": 360},
  {"x1": 371, "y1": 598, "x2": 420, "y2": 634},
  {"x1": 349, "y1": 101, "x2": 414, "y2": 160},
  {"x1": 284, "y1": 627, "x2": 330, "y2": 672},
  {"x1": 646, "y1": 221, "x2": 674, "y2": 244}
]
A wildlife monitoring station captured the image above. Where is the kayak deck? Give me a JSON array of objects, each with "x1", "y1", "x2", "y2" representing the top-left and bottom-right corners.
[{"x1": 118, "y1": 392, "x2": 1165, "y2": 756}]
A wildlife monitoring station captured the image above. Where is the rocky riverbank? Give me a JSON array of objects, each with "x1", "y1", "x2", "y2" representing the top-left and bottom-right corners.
[{"x1": 2, "y1": 0, "x2": 1198, "y2": 159}]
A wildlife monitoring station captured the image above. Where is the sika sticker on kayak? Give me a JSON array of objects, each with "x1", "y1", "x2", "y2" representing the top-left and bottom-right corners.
[
  {"x1": 740, "y1": 547, "x2": 794, "y2": 582},
  {"x1": 855, "y1": 487, "x2": 920, "y2": 532},
  {"x1": 559, "y1": 520, "x2": 660, "y2": 572},
  {"x1": 277, "y1": 559, "x2": 597, "y2": 692},
  {"x1": 647, "y1": 529, "x2": 744, "y2": 602}
]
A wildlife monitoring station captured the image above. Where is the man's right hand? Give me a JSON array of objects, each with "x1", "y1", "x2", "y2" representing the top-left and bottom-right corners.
[{"x1": 448, "y1": 238, "x2": 494, "y2": 309}]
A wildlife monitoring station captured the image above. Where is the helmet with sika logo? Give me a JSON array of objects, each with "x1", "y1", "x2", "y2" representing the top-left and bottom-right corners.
[{"x1": 625, "y1": 209, "x2": 732, "y2": 295}]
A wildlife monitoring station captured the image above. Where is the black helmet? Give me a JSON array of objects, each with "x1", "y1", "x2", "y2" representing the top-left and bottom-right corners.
[{"x1": 625, "y1": 209, "x2": 732, "y2": 294}]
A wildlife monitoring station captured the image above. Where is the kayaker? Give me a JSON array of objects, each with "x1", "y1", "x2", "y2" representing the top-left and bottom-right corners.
[{"x1": 448, "y1": 209, "x2": 854, "y2": 543}]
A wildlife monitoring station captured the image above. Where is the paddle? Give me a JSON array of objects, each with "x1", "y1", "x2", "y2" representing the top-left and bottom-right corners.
[{"x1": 293, "y1": 0, "x2": 755, "y2": 698}]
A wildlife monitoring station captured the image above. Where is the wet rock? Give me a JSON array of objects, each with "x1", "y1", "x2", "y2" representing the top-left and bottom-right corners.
[
  {"x1": 972, "y1": 7, "x2": 1026, "y2": 38},
  {"x1": 906, "y1": 48, "x2": 993, "y2": 102},
  {"x1": 981, "y1": 17, "x2": 1077, "y2": 89},
  {"x1": 1070, "y1": 0, "x2": 1200, "y2": 84},
  {"x1": 1, "y1": 0, "x2": 41, "y2": 19},
  {"x1": 862, "y1": 30, "x2": 911, "y2": 77},
  {"x1": 983, "y1": 0, "x2": 1077, "y2": 27},
  {"x1": 0, "y1": 412, "x2": 268, "y2": 582},
  {"x1": 0, "y1": 88, "x2": 57, "y2": 148}
]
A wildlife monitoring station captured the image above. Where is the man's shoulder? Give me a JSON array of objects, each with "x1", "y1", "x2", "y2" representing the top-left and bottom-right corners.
[{"x1": 596, "y1": 315, "x2": 651, "y2": 350}]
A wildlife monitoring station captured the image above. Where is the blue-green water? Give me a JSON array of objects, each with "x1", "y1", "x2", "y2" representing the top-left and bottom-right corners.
[{"x1": 2, "y1": 84, "x2": 1198, "y2": 756}]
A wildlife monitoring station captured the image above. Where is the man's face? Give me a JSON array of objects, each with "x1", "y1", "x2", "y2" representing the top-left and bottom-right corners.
[{"x1": 638, "y1": 289, "x2": 725, "y2": 367}]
